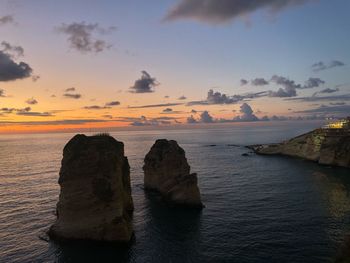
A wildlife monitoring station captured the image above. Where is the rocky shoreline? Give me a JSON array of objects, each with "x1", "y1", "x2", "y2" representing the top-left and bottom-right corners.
[{"x1": 248, "y1": 127, "x2": 350, "y2": 168}]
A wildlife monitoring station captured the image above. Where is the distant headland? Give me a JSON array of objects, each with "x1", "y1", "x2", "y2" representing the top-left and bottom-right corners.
[{"x1": 249, "y1": 117, "x2": 350, "y2": 168}]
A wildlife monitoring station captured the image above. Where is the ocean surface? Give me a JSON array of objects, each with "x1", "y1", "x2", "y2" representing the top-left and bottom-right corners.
[{"x1": 1, "y1": 121, "x2": 350, "y2": 263}]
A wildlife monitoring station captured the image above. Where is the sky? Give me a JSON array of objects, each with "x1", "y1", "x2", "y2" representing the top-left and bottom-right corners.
[{"x1": 0, "y1": 0, "x2": 349, "y2": 133}]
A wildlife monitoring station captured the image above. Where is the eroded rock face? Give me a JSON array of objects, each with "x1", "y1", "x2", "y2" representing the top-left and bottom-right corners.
[
  {"x1": 49, "y1": 134, "x2": 134, "y2": 243},
  {"x1": 250, "y1": 128, "x2": 350, "y2": 168},
  {"x1": 143, "y1": 139, "x2": 203, "y2": 207}
]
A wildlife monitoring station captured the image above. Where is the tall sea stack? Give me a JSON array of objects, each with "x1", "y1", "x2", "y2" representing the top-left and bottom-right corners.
[
  {"x1": 49, "y1": 134, "x2": 134, "y2": 243},
  {"x1": 143, "y1": 139, "x2": 203, "y2": 208}
]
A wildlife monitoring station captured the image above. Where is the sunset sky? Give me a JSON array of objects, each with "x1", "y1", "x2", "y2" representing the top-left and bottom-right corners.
[{"x1": 0, "y1": 0, "x2": 349, "y2": 133}]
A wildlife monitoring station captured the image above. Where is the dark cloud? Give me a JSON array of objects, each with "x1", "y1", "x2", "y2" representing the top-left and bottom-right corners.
[
  {"x1": 1, "y1": 107, "x2": 30, "y2": 114},
  {"x1": 233, "y1": 103, "x2": 259, "y2": 122},
  {"x1": 63, "y1": 93, "x2": 81, "y2": 99},
  {"x1": 312, "y1": 60, "x2": 346, "y2": 72},
  {"x1": 286, "y1": 94, "x2": 350, "y2": 102},
  {"x1": 0, "y1": 119, "x2": 109, "y2": 126},
  {"x1": 0, "y1": 15, "x2": 14, "y2": 26},
  {"x1": 163, "y1": 108, "x2": 173, "y2": 113},
  {"x1": 165, "y1": 0, "x2": 313, "y2": 24},
  {"x1": 164, "y1": 95, "x2": 170, "y2": 98},
  {"x1": 268, "y1": 75, "x2": 300, "y2": 97},
  {"x1": 84, "y1": 105, "x2": 110, "y2": 110},
  {"x1": 251, "y1": 78, "x2": 269, "y2": 86},
  {"x1": 313, "y1": 87, "x2": 339, "y2": 96},
  {"x1": 25, "y1": 97, "x2": 38, "y2": 105},
  {"x1": 187, "y1": 89, "x2": 266, "y2": 106},
  {"x1": 330, "y1": 102, "x2": 346, "y2": 106},
  {"x1": 295, "y1": 105, "x2": 350, "y2": 116},
  {"x1": 240, "y1": 79, "x2": 248, "y2": 86},
  {"x1": 57, "y1": 22, "x2": 115, "y2": 53},
  {"x1": 16, "y1": 111, "x2": 53, "y2": 117},
  {"x1": 304, "y1": 78, "x2": 325, "y2": 89},
  {"x1": 128, "y1": 102, "x2": 182, "y2": 109},
  {"x1": 187, "y1": 115, "x2": 198, "y2": 124},
  {"x1": 102, "y1": 114, "x2": 113, "y2": 119},
  {"x1": 65, "y1": 87, "x2": 76, "y2": 92},
  {"x1": 129, "y1": 71, "x2": 158, "y2": 93},
  {"x1": 200, "y1": 111, "x2": 214, "y2": 123},
  {"x1": 178, "y1": 95, "x2": 187, "y2": 100},
  {"x1": 0, "y1": 50, "x2": 33, "y2": 81},
  {"x1": 0, "y1": 89, "x2": 6, "y2": 97},
  {"x1": 1, "y1": 106, "x2": 52, "y2": 117},
  {"x1": 1, "y1": 41, "x2": 24, "y2": 57},
  {"x1": 105, "y1": 101, "x2": 120, "y2": 106},
  {"x1": 129, "y1": 116, "x2": 173, "y2": 126}
]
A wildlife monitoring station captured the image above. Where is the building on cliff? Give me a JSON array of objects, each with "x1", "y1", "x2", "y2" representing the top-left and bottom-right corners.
[{"x1": 324, "y1": 117, "x2": 350, "y2": 129}]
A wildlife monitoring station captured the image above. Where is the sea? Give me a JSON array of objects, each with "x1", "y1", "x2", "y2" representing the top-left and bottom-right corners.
[{"x1": 0, "y1": 121, "x2": 350, "y2": 263}]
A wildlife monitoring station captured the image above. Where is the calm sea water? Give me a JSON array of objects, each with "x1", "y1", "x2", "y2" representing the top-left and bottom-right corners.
[{"x1": 1, "y1": 121, "x2": 350, "y2": 263}]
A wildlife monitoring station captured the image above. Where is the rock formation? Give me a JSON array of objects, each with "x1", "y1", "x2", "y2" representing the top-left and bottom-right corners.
[
  {"x1": 249, "y1": 127, "x2": 350, "y2": 168},
  {"x1": 143, "y1": 139, "x2": 203, "y2": 208},
  {"x1": 49, "y1": 134, "x2": 134, "y2": 243}
]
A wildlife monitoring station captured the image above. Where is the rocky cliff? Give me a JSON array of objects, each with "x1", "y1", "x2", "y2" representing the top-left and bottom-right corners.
[
  {"x1": 143, "y1": 139, "x2": 203, "y2": 208},
  {"x1": 249, "y1": 128, "x2": 350, "y2": 168},
  {"x1": 49, "y1": 134, "x2": 134, "y2": 243}
]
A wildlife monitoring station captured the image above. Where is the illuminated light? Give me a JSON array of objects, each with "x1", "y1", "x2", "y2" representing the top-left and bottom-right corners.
[{"x1": 324, "y1": 117, "x2": 350, "y2": 129}]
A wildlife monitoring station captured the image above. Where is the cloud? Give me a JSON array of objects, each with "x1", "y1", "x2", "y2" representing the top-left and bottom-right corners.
[
  {"x1": 187, "y1": 89, "x2": 266, "y2": 106},
  {"x1": 233, "y1": 103, "x2": 259, "y2": 122},
  {"x1": 84, "y1": 105, "x2": 110, "y2": 110},
  {"x1": 105, "y1": 101, "x2": 120, "y2": 106},
  {"x1": 178, "y1": 95, "x2": 187, "y2": 100},
  {"x1": 102, "y1": 114, "x2": 113, "y2": 119},
  {"x1": 1, "y1": 107, "x2": 30, "y2": 114},
  {"x1": 286, "y1": 94, "x2": 350, "y2": 102},
  {"x1": 200, "y1": 111, "x2": 214, "y2": 123},
  {"x1": 313, "y1": 87, "x2": 339, "y2": 96},
  {"x1": 312, "y1": 60, "x2": 346, "y2": 72},
  {"x1": 187, "y1": 115, "x2": 198, "y2": 123},
  {"x1": 129, "y1": 71, "x2": 158, "y2": 93},
  {"x1": 330, "y1": 102, "x2": 346, "y2": 106},
  {"x1": 56, "y1": 22, "x2": 115, "y2": 53},
  {"x1": 240, "y1": 79, "x2": 248, "y2": 86},
  {"x1": 295, "y1": 105, "x2": 350, "y2": 116},
  {"x1": 164, "y1": 0, "x2": 313, "y2": 24},
  {"x1": 128, "y1": 102, "x2": 182, "y2": 109},
  {"x1": 0, "y1": 50, "x2": 33, "y2": 81},
  {"x1": 0, "y1": 119, "x2": 109, "y2": 126},
  {"x1": 16, "y1": 111, "x2": 53, "y2": 117},
  {"x1": 251, "y1": 78, "x2": 269, "y2": 86},
  {"x1": 63, "y1": 93, "x2": 81, "y2": 99},
  {"x1": 65, "y1": 87, "x2": 76, "y2": 92},
  {"x1": 128, "y1": 116, "x2": 175, "y2": 126},
  {"x1": 0, "y1": 15, "x2": 14, "y2": 26},
  {"x1": 0, "y1": 89, "x2": 6, "y2": 97},
  {"x1": 1, "y1": 41, "x2": 24, "y2": 57},
  {"x1": 25, "y1": 97, "x2": 38, "y2": 105},
  {"x1": 304, "y1": 78, "x2": 325, "y2": 89},
  {"x1": 0, "y1": 106, "x2": 53, "y2": 117},
  {"x1": 163, "y1": 108, "x2": 173, "y2": 113}
]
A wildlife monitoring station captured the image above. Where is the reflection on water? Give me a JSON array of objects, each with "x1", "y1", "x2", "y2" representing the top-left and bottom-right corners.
[
  {"x1": 0, "y1": 122, "x2": 349, "y2": 262},
  {"x1": 313, "y1": 171, "x2": 350, "y2": 220}
]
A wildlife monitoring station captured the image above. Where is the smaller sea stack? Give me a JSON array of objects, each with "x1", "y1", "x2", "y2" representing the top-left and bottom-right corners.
[
  {"x1": 49, "y1": 134, "x2": 134, "y2": 243},
  {"x1": 143, "y1": 139, "x2": 203, "y2": 208}
]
